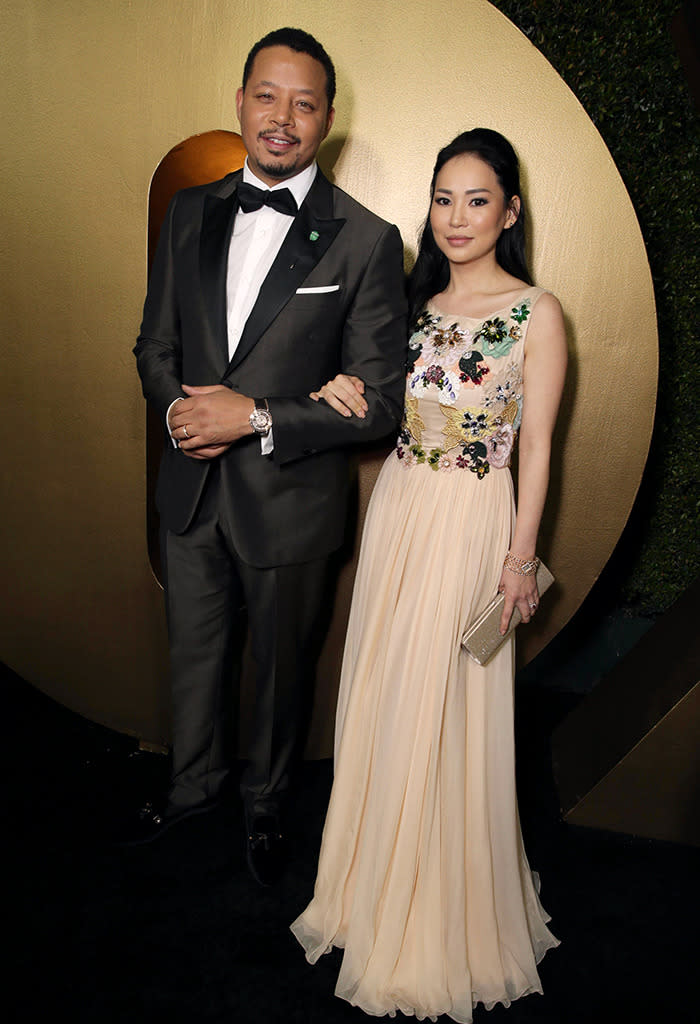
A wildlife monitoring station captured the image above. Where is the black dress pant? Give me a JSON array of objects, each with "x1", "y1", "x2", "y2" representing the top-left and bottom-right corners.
[{"x1": 161, "y1": 465, "x2": 328, "y2": 819}]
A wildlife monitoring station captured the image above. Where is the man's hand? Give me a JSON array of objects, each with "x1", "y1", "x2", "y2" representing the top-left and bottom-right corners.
[{"x1": 169, "y1": 384, "x2": 255, "y2": 458}]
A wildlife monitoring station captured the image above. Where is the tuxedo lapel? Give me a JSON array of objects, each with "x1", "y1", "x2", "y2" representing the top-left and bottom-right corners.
[
  {"x1": 199, "y1": 174, "x2": 240, "y2": 372},
  {"x1": 225, "y1": 172, "x2": 345, "y2": 376}
]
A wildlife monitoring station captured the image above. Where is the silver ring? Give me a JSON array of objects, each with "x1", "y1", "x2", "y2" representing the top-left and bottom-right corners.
[
  {"x1": 182, "y1": 425, "x2": 190, "y2": 439},
  {"x1": 530, "y1": 602, "x2": 538, "y2": 611}
]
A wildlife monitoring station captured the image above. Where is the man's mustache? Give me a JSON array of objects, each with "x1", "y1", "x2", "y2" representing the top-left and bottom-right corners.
[{"x1": 258, "y1": 130, "x2": 300, "y2": 144}]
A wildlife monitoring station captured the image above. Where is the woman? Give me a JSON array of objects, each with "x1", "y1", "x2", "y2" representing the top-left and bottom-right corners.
[{"x1": 291, "y1": 129, "x2": 567, "y2": 1021}]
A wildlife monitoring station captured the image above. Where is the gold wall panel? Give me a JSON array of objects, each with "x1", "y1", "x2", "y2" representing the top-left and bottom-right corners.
[
  {"x1": 1, "y1": 1, "x2": 656, "y2": 751},
  {"x1": 560, "y1": 684, "x2": 700, "y2": 847},
  {"x1": 552, "y1": 578, "x2": 700, "y2": 846}
]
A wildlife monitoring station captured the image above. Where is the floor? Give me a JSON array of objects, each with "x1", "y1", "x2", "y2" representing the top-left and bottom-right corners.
[{"x1": 4, "y1": 662, "x2": 697, "y2": 1023}]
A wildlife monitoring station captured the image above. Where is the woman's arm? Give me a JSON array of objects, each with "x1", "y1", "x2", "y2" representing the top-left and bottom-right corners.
[{"x1": 498, "y1": 291, "x2": 567, "y2": 633}]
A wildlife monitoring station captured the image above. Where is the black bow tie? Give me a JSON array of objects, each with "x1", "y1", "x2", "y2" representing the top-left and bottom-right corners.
[{"x1": 237, "y1": 182, "x2": 298, "y2": 216}]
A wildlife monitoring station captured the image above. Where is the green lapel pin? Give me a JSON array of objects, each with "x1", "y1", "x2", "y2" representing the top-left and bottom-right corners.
[{"x1": 309, "y1": 230, "x2": 319, "y2": 242}]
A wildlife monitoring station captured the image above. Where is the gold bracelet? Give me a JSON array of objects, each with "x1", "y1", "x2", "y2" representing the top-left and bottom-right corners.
[{"x1": 503, "y1": 551, "x2": 539, "y2": 576}]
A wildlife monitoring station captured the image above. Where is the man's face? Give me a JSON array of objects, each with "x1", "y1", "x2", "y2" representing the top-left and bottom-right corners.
[{"x1": 236, "y1": 45, "x2": 335, "y2": 186}]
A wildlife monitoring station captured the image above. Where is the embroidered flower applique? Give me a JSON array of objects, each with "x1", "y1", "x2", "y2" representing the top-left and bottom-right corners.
[
  {"x1": 461, "y1": 409, "x2": 490, "y2": 438},
  {"x1": 396, "y1": 417, "x2": 515, "y2": 475},
  {"x1": 485, "y1": 423, "x2": 515, "y2": 468},
  {"x1": 398, "y1": 448, "x2": 418, "y2": 468},
  {"x1": 406, "y1": 331, "x2": 423, "y2": 373},
  {"x1": 415, "y1": 310, "x2": 441, "y2": 334},
  {"x1": 483, "y1": 362, "x2": 523, "y2": 427},
  {"x1": 472, "y1": 299, "x2": 531, "y2": 359},
  {"x1": 474, "y1": 317, "x2": 518, "y2": 359},
  {"x1": 511, "y1": 302, "x2": 531, "y2": 324},
  {"x1": 409, "y1": 364, "x2": 461, "y2": 404},
  {"x1": 422, "y1": 321, "x2": 472, "y2": 368},
  {"x1": 395, "y1": 298, "x2": 533, "y2": 474},
  {"x1": 459, "y1": 441, "x2": 490, "y2": 476},
  {"x1": 458, "y1": 349, "x2": 490, "y2": 387},
  {"x1": 441, "y1": 404, "x2": 491, "y2": 450}
]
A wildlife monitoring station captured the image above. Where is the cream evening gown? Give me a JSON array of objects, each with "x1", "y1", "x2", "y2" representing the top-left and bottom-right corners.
[{"x1": 291, "y1": 287, "x2": 559, "y2": 1022}]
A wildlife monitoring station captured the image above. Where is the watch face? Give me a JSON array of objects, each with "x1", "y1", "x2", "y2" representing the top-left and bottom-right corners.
[{"x1": 250, "y1": 408, "x2": 272, "y2": 434}]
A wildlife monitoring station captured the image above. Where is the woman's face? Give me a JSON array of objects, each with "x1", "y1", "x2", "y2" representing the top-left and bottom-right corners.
[{"x1": 429, "y1": 153, "x2": 518, "y2": 267}]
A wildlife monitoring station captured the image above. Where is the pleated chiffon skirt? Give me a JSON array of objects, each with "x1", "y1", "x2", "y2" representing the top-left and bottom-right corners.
[{"x1": 292, "y1": 453, "x2": 559, "y2": 1022}]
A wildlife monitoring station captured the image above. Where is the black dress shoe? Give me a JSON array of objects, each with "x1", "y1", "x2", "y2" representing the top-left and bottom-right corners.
[
  {"x1": 245, "y1": 814, "x2": 286, "y2": 886},
  {"x1": 117, "y1": 798, "x2": 219, "y2": 846}
]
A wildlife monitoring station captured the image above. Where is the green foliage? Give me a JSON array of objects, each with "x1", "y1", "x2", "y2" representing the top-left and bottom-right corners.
[{"x1": 491, "y1": 0, "x2": 699, "y2": 614}]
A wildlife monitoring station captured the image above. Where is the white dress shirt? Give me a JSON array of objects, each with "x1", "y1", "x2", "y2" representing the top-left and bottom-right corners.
[
  {"x1": 168, "y1": 158, "x2": 318, "y2": 453},
  {"x1": 226, "y1": 159, "x2": 317, "y2": 359}
]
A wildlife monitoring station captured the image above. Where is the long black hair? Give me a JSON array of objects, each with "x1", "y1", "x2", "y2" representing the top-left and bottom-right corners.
[{"x1": 407, "y1": 129, "x2": 532, "y2": 327}]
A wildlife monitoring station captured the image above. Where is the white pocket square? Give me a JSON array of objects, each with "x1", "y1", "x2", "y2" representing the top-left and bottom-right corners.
[{"x1": 295, "y1": 285, "x2": 340, "y2": 294}]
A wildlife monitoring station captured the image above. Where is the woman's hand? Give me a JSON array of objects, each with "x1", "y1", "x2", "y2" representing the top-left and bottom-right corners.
[
  {"x1": 497, "y1": 566, "x2": 540, "y2": 635},
  {"x1": 310, "y1": 374, "x2": 367, "y2": 418}
]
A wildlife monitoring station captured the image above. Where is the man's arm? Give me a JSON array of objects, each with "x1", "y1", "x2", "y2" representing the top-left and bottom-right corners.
[
  {"x1": 136, "y1": 202, "x2": 406, "y2": 460},
  {"x1": 133, "y1": 194, "x2": 186, "y2": 420},
  {"x1": 268, "y1": 223, "x2": 407, "y2": 465},
  {"x1": 134, "y1": 195, "x2": 235, "y2": 461}
]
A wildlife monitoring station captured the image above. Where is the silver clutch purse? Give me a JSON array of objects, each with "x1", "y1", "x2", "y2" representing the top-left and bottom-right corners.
[{"x1": 460, "y1": 560, "x2": 554, "y2": 666}]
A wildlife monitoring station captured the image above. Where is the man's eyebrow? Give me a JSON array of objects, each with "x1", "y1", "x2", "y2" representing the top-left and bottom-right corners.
[{"x1": 255, "y1": 79, "x2": 318, "y2": 95}]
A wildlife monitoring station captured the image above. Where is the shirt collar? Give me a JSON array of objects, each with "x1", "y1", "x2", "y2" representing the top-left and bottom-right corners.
[{"x1": 242, "y1": 159, "x2": 318, "y2": 210}]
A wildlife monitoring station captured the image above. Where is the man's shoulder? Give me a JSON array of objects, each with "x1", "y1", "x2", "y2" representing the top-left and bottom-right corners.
[
  {"x1": 328, "y1": 180, "x2": 394, "y2": 233},
  {"x1": 170, "y1": 170, "x2": 241, "y2": 207}
]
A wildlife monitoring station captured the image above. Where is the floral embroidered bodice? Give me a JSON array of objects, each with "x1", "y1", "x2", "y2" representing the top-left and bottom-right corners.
[{"x1": 396, "y1": 287, "x2": 544, "y2": 476}]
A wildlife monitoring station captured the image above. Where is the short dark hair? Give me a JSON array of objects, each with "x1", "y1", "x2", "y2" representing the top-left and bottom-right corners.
[
  {"x1": 408, "y1": 128, "x2": 532, "y2": 326},
  {"x1": 242, "y1": 27, "x2": 336, "y2": 110}
]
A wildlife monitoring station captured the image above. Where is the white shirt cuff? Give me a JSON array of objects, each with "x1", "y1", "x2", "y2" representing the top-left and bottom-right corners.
[
  {"x1": 261, "y1": 428, "x2": 274, "y2": 455},
  {"x1": 166, "y1": 397, "x2": 184, "y2": 448}
]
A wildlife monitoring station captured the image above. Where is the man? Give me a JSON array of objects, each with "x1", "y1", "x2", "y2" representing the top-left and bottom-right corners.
[{"x1": 132, "y1": 28, "x2": 407, "y2": 884}]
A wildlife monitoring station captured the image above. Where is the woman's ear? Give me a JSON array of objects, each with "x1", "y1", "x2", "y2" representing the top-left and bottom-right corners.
[{"x1": 505, "y1": 196, "x2": 521, "y2": 229}]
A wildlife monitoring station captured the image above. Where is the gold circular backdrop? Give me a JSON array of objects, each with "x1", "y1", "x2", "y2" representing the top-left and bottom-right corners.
[{"x1": 1, "y1": 0, "x2": 656, "y2": 751}]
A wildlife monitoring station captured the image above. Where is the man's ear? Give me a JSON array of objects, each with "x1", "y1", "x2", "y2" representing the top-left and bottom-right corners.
[
  {"x1": 235, "y1": 86, "x2": 244, "y2": 122},
  {"x1": 323, "y1": 106, "x2": 336, "y2": 140}
]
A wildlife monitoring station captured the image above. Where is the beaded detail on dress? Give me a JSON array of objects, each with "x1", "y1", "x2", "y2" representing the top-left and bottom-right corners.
[{"x1": 396, "y1": 291, "x2": 541, "y2": 475}]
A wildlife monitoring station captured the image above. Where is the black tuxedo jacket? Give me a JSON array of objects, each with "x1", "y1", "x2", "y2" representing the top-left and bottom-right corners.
[{"x1": 134, "y1": 168, "x2": 407, "y2": 568}]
